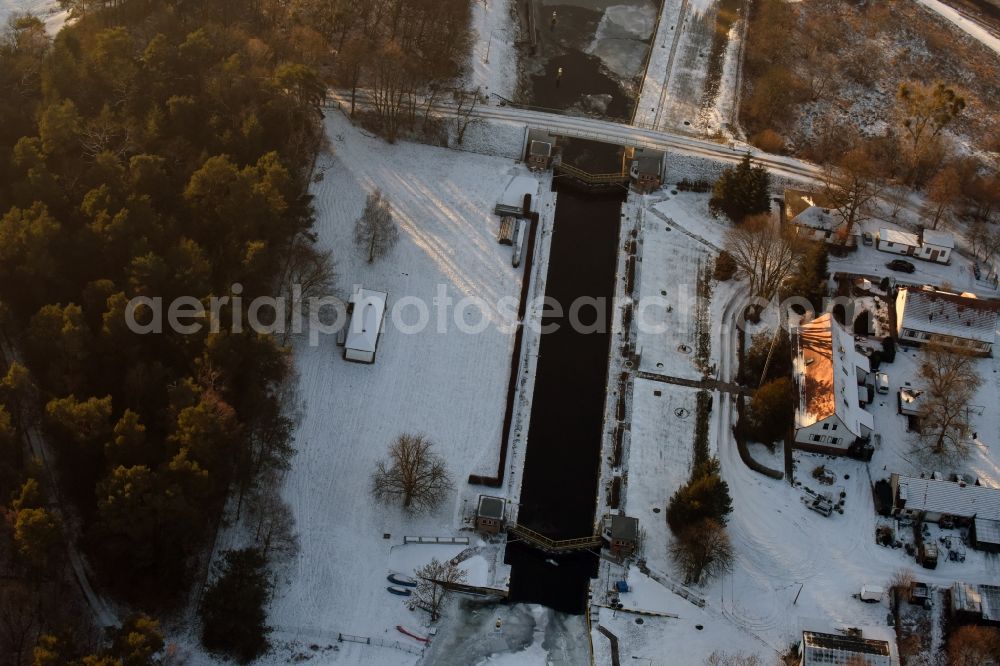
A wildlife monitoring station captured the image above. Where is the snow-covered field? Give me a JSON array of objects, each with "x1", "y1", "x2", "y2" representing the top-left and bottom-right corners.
[{"x1": 193, "y1": 112, "x2": 558, "y2": 665}]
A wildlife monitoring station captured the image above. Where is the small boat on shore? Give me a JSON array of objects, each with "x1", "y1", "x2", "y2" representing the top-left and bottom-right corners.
[
  {"x1": 387, "y1": 573, "x2": 418, "y2": 587},
  {"x1": 387, "y1": 586, "x2": 412, "y2": 596}
]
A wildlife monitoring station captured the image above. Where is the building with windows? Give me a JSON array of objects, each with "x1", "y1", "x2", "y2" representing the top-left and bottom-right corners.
[
  {"x1": 474, "y1": 495, "x2": 506, "y2": 535},
  {"x1": 800, "y1": 630, "x2": 893, "y2": 665},
  {"x1": 895, "y1": 287, "x2": 998, "y2": 356},
  {"x1": 783, "y1": 189, "x2": 854, "y2": 245},
  {"x1": 792, "y1": 313, "x2": 874, "y2": 455},
  {"x1": 889, "y1": 473, "x2": 1000, "y2": 552},
  {"x1": 876, "y1": 228, "x2": 921, "y2": 256}
]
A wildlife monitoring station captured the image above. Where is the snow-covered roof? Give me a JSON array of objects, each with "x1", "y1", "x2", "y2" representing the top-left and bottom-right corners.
[
  {"x1": 894, "y1": 473, "x2": 1000, "y2": 521},
  {"x1": 976, "y1": 518, "x2": 1000, "y2": 547},
  {"x1": 920, "y1": 229, "x2": 954, "y2": 249},
  {"x1": 951, "y1": 583, "x2": 1000, "y2": 621},
  {"x1": 879, "y1": 227, "x2": 920, "y2": 247},
  {"x1": 802, "y1": 631, "x2": 891, "y2": 666},
  {"x1": 794, "y1": 313, "x2": 874, "y2": 438},
  {"x1": 784, "y1": 188, "x2": 835, "y2": 220},
  {"x1": 793, "y1": 205, "x2": 840, "y2": 231},
  {"x1": 897, "y1": 288, "x2": 999, "y2": 344},
  {"x1": 898, "y1": 387, "x2": 925, "y2": 415},
  {"x1": 345, "y1": 288, "x2": 387, "y2": 354}
]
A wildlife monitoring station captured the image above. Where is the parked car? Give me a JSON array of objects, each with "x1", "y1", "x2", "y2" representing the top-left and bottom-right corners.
[
  {"x1": 876, "y1": 372, "x2": 889, "y2": 394},
  {"x1": 887, "y1": 259, "x2": 915, "y2": 273},
  {"x1": 862, "y1": 231, "x2": 874, "y2": 246}
]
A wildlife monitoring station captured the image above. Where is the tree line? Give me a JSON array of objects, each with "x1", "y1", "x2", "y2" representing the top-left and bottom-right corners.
[{"x1": 0, "y1": 0, "x2": 334, "y2": 660}]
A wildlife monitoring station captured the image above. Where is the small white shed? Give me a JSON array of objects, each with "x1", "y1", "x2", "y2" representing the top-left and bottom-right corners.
[
  {"x1": 917, "y1": 229, "x2": 953, "y2": 264},
  {"x1": 344, "y1": 288, "x2": 387, "y2": 364},
  {"x1": 876, "y1": 228, "x2": 920, "y2": 256}
]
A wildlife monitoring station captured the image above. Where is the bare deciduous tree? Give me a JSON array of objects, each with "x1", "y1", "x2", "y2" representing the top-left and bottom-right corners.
[
  {"x1": 897, "y1": 81, "x2": 965, "y2": 156},
  {"x1": 371, "y1": 433, "x2": 452, "y2": 512},
  {"x1": 453, "y1": 87, "x2": 480, "y2": 144},
  {"x1": 948, "y1": 625, "x2": 1000, "y2": 666},
  {"x1": 408, "y1": 557, "x2": 466, "y2": 621},
  {"x1": 911, "y1": 342, "x2": 983, "y2": 461},
  {"x1": 279, "y1": 233, "x2": 335, "y2": 340},
  {"x1": 925, "y1": 165, "x2": 962, "y2": 230},
  {"x1": 822, "y1": 146, "x2": 882, "y2": 242},
  {"x1": 354, "y1": 189, "x2": 399, "y2": 263},
  {"x1": 967, "y1": 220, "x2": 995, "y2": 263},
  {"x1": 724, "y1": 215, "x2": 798, "y2": 303},
  {"x1": 669, "y1": 519, "x2": 733, "y2": 585}
]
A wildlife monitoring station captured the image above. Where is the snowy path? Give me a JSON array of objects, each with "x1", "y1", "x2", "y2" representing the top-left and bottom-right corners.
[{"x1": 914, "y1": 0, "x2": 1000, "y2": 55}]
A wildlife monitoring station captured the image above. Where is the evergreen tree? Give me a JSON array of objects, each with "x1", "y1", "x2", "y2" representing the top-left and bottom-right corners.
[
  {"x1": 746, "y1": 377, "x2": 795, "y2": 443},
  {"x1": 666, "y1": 460, "x2": 733, "y2": 532},
  {"x1": 710, "y1": 154, "x2": 772, "y2": 223},
  {"x1": 110, "y1": 614, "x2": 165, "y2": 666},
  {"x1": 200, "y1": 548, "x2": 270, "y2": 663}
]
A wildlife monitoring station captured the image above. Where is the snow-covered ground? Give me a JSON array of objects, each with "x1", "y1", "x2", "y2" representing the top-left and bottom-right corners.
[
  {"x1": 597, "y1": 187, "x2": 1000, "y2": 664},
  {"x1": 0, "y1": 0, "x2": 67, "y2": 33},
  {"x1": 831, "y1": 216, "x2": 1000, "y2": 299},
  {"x1": 634, "y1": 193, "x2": 718, "y2": 381},
  {"x1": 633, "y1": 0, "x2": 745, "y2": 137},
  {"x1": 915, "y1": 0, "x2": 1000, "y2": 55},
  {"x1": 185, "y1": 111, "x2": 562, "y2": 665},
  {"x1": 467, "y1": 0, "x2": 519, "y2": 100}
]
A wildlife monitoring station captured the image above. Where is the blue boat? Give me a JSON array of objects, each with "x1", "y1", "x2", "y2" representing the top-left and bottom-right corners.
[
  {"x1": 387, "y1": 586, "x2": 412, "y2": 596},
  {"x1": 387, "y1": 573, "x2": 418, "y2": 587}
]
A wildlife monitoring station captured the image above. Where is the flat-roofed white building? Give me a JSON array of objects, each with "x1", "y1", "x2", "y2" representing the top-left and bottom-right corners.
[
  {"x1": 792, "y1": 313, "x2": 874, "y2": 455},
  {"x1": 895, "y1": 287, "x2": 998, "y2": 356},
  {"x1": 344, "y1": 287, "x2": 388, "y2": 364}
]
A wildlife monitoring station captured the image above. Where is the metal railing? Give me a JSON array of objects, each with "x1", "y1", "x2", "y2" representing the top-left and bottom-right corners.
[
  {"x1": 508, "y1": 524, "x2": 602, "y2": 552},
  {"x1": 554, "y1": 162, "x2": 629, "y2": 185}
]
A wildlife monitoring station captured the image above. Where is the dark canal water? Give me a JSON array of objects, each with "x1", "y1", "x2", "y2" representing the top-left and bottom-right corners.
[{"x1": 505, "y1": 167, "x2": 625, "y2": 613}]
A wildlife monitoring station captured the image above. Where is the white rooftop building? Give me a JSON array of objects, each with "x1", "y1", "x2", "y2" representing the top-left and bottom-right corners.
[
  {"x1": 890, "y1": 473, "x2": 1000, "y2": 552},
  {"x1": 792, "y1": 313, "x2": 874, "y2": 455},
  {"x1": 343, "y1": 288, "x2": 388, "y2": 364}
]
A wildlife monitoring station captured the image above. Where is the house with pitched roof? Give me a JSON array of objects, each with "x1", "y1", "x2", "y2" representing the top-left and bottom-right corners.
[
  {"x1": 895, "y1": 287, "x2": 999, "y2": 356},
  {"x1": 792, "y1": 313, "x2": 874, "y2": 456},
  {"x1": 783, "y1": 189, "x2": 855, "y2": 246},
  {"x1": 890, "y1": 473, "x2": 1000, "y2": 552}
]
